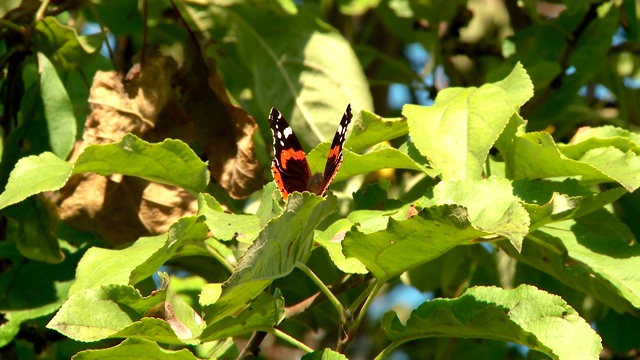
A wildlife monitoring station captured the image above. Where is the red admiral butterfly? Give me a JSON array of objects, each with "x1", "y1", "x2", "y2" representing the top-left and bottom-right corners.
[{"x1": 269, "y1": 104, "x2": 352, "y2": 200}]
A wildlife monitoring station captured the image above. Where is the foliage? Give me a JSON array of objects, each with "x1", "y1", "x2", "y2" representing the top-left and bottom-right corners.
[{"x1": 1, "y1": 0, "x2": 640, "y2": 359}]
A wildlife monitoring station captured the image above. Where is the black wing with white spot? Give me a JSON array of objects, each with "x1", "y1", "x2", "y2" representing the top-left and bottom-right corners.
[
  {"x1": 269, "y1": 107, "x2": 311, "y2": 199},
  {"x1": 319, "y1": 104, "x2": 352, "y2": 195}
]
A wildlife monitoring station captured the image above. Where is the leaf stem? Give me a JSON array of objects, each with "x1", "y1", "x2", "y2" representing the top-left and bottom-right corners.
[
  {"x1": 296, "y1": 262, "x2": 347, "y2": 324},
  {"x1": 35, "y1": 0, "x2": 50, "y2": 22},
  {"x1": 348, "y1": 278, "x2": 377, "y2": 315},
  {"x1": 374, "y1": 341, "x2": 402, "y2": 360},
  {"x1": 349, "y1": 280, "x2": 383, "y2": 340},
  {"x1": 273, "y1": 328, "x2": 313, "y2": 353},
  {"x1": 0, "y1": 19, "x2": 24, "y2": 33}
]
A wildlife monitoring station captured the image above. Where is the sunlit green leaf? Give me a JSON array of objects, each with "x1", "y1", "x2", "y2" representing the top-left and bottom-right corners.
[
  {"x1": 344, "y1": 205, "x2": 488, "y2": 281},
  {"x1": 405, "y1": 62, "x2": 534, "y2": 180},
  {"x1": 302, "y1": 348, "x2": 348, "y2": 359},
  {"x1": 200, "y1": 291, "x2": 284, "y2": 341},
  {"x1": 70, "y1": 217, "x2": 208, "y2": 294},
  {"x1": 382, "y1": 285, "x2": 601, "y2": 360},
  {"x1": 37, "y1": 52, "x2": 76, "y2": 159},
  {"x1": 501, "y1": 210, "x2": 640, "y2": 315},
  {"x1": 73, "y1": 134, "x2": 209, "y2": 194},
  {"x1": 203, "y1": 192, "x2": 337, "y2": 323},
  {"x1": 72, "y1": 338, "x2": 199, "y2": 360},
  {"x1": 0, "y1": 152, "x2": 72, "y2": 211},
  {"x1": 307, "y1": 142, "x2": 430, "y2": 183},
  {"x1": 508, "y1": 130, "x2": 640, "y2": 192},
  {"x1": 430, "y1": 177, "x2": 530, "y2": 251},
  {"x1": 315, "y1": 219, "x2": 368, "y2": 274},
  {"x1": 198, "y1": 193, "x2": 261, "y2": 243},
  {"x1": 48, "y1": 284, "x2": 160, "y2": 342}
]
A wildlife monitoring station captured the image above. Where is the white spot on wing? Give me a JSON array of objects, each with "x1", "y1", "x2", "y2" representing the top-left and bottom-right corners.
[{"x1": 283, "y1": 126, "x2": 293, "y2": 138}]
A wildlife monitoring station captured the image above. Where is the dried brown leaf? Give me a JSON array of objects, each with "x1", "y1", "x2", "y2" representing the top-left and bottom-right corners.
[{"x1": 174, "y1": 43, "x2": 265, "y2": 199}]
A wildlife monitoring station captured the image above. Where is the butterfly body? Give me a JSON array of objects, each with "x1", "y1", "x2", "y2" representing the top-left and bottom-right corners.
[{"x1": 269, "y1": 104, "x2": 352, "y2": 200}]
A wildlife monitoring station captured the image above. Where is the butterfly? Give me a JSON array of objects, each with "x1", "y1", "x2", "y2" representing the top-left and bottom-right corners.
[{"x1": 269, "y1": 104, "x2": 352, "y2": 200}]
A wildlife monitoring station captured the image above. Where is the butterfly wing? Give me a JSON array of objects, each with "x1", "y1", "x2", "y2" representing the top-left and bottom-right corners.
[
  {"x1": 269, "y1": 107, "x2": 312, "y2": 199},
  {"x1": 318, "y1": 104, "x2": 353, "y2": 196}
]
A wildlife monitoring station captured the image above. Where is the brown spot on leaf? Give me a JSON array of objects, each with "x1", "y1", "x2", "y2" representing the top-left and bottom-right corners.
[
  {"x1": 331, "y1": 231, "x2": 346, "y2": 243},
  {"x1": 405, "y1": 204, "x2": 418, "y2": 219}
]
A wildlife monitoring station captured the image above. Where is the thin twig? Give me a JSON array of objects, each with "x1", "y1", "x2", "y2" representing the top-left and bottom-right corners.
[
  {"x1": 86, "y1": 1, "x2": 117, "y2": 70},
  {"x1": 141, "y1": 0, "x2": 148, "y2": 66},
  {"x1": 337, "y1": 280, "x2": 384, "y2": 353},
  {"x1": 236, "y1": 331, "x2": 267, "y2": 359},
  {"x1": 286, "y1": 274, "x2": 367, "y2": 318}
]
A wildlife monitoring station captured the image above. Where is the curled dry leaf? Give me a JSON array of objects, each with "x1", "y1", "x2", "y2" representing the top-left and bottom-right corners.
[
  {"x1": 60, "y1": 55, "x2": 190, "y2": 245},
  {"x1": 59, "y1": 51, "x2": 264, "y2": 245},
  {"x1": 59, "y1": 174, "x2": 197, "y2": 245},
  {"x1": 175, "y1": 43, "x2": 265, "y2": 199}
]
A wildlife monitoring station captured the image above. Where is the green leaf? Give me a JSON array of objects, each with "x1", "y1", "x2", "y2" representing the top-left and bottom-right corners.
[
  {"x1": 201, "y1": 291, "x2": 285, "y2": 341},
  {"x1": 5, "y1": 196, "x2": 63, "y2": 263},
  {"x1": 53, "y1": 277, "x2": 203, "y2": 344},
  {"x1": 404, "y1": 62, "x2": 534, "y2": 180},
  {"x1": 347, "y1": 208, "x2": 407, "y2": 233},
  {"x1": 113, "y1": 274, "x2": 203, "y2": 344},
  {"x1": 512, "y1": 179, "x2": 627, "y2": 230},
  {"x1": 208, "y1": 4, "x2": 373, "y2": 148},
  {"x1": 307, "y1": 142, "x2": 431, "y2": 183},
  {"x1": 0, "y1": 152, "x2": 73, "y2": 211},
  {"x1": 198, "y1": 193, "x2": 261, "y2": 243},
  {"x1": 302, "y1": 348, "x2": 348, "y2": 359},
  {"x1": 508, "y1": 130, "x2": 640, "y2": 192},
  {"x1": 315, "y1": 219, "x2": 368, "y2": 274},
  {"x1": 199, "y1": 284, "x2": 222, "y2": 307},
  {"x1": 71, "y1": 338, "x2": 199, "y2": 360},
  {"x1": 37, "y1": 52, "x2": 76, "y2": 159},
  {"x1": 501, "y1": 210, "x2": 640, "y2": 315},
  {"x1": 381, "y1": 285, "x2": 601, "y2": 360},
  {"x1": 203, "y1": 192, "x2": 337, "y2": 323},
  {"x1": 255, "y1": 182, "x2": 284, "y2": 227},
  {"x1": 353, "y1": 180, "x2": 391, "y2": 210},
  {"x1": 70, "y1": 216, "x2": 208, "y2": 294},
  {"x1": 110, "y1": 318, "x2": 194, "y2": 346},
  {"x1": 429, "y1": 177, "x2": 530, "y2": 251},
  {"x1": 34, "y1": 17, "x2": 105, "y2": 71},
  {"x1": 558, "y1": 125, "x2": 640, "y2": 159},
  {"x1": 345, "y1": 110, "x2": 408, "y2": 152},
  {"x1": 204, "y1": 337, "x2": 239, "y2": 359},
  {"x1": 343, "y1": 205, "x2": 489, "y2": 281},
  {"x1": 73, "y1": 134, "x2": 209, "y2": 194},
  {"x1": 578, "y1": 147, "x2": 640, "y2": 190},
  {"x1": 47, "y1": 284, "x2": 161, "y2": 342}
]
